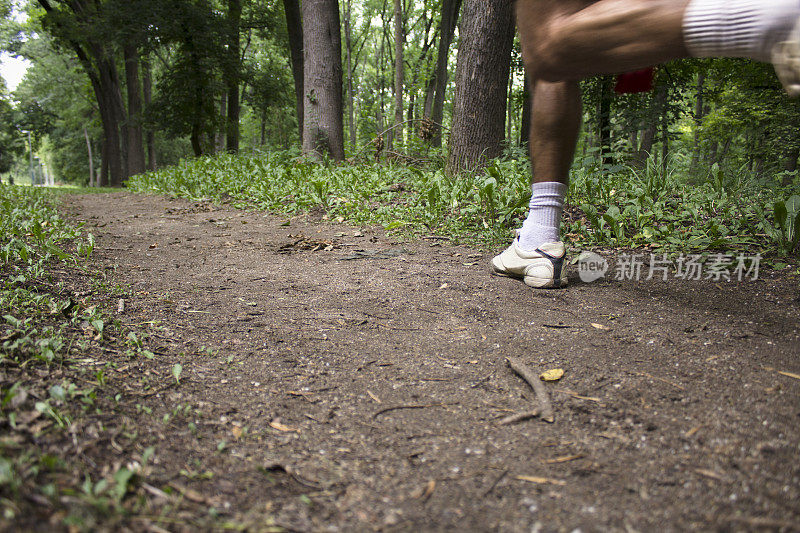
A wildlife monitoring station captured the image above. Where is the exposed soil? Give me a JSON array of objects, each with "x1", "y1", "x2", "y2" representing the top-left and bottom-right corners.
[{"x1": 59, "y1": 191, "x2": 800, "y2": 532}]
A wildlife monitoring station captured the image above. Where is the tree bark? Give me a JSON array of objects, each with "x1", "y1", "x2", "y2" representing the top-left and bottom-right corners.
[
  {"x1": 216, "y1": 93, "x2": 227, "y2": 152},
  {"x1": 598, "y1": 76, "x2": 613, "y2": 168},
  {"x1": 283, "y1": 0, "x2": 304, "y2": 143},
  {"x1": 37, "y1": 0, "x2": 127, "y2": 186},
  {"x1": 302, "y1": 0, "x2": 345, "y2": 160},
  {"x1": 659, "y1": 82, "x2": 669, "y2": 177},
  {"x1": 106, "y1": 58, "x2": 129, "y2": 183},
  {"x1": 392, "y1": 0, "x2": 404, "y2": 149},
  {"x1": 100, "y1": 137, "x2": 109, "y2": 187},
  {"x1": 142, "y1": 56, "x2": 157, "y2": 171},
  {"x1": 97, "y1": 74, "x2": 124, "y2": 186},
  {"x1": 427, "y1": 0, "x2": 462, "y2": 148},
  {"x1": 226, "y1": 0, "x2": 242, "y2": 153},
  {"x1": 260, "y1": 108, "x2": 268, "y2": 146},
  {"x1": 376, "y1": 35, "x2": 385, "y2": 146},
  {"x1": 783, "y1": 147, "x2": 799, "y2": 186},
  {"x1": 690, "y1": 71, "x2": 706, "y2": 173},
  {"x1": 447, "y1": 0, "x2": 514, "y2": 173},
  {"x1": 344, "y1": 0, "x2": 356, "y2": 149},
  {"x1": 84, "y1": 126, "x2": 94, "y2": 187},
  {"x1": 124, "y1": 44, "x2": 146, "y2": 177}
]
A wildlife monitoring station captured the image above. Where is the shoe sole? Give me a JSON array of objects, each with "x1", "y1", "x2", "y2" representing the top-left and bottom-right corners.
[{"x1": 491, "y1": 259, "x2": 568, "y2": 289}]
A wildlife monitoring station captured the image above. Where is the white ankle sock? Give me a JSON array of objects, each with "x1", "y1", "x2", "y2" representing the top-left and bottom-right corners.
[
  {"x1": 683, "y1": 0, "x2": 800, "y2": 62},
  {"x1": 518, "y1": 181, "x2": 567, "y2": 252}
]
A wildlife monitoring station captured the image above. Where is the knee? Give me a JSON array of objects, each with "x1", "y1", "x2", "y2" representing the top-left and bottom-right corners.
[{"x1": 520, "y1": 15, "x2": 576, "y2": 82}]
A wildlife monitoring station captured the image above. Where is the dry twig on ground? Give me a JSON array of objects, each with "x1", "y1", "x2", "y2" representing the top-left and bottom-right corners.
[{"x1": 506, "y1": 356, "x2": 555, "y2": 423}]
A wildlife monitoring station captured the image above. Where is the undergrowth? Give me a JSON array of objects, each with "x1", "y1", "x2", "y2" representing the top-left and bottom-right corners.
[
  {"x1": 0, "y1": 185, "x2": 219, "y2": 531},
  {"x1": 128, "y1": 149, "x2": 800, "y2": 259}
]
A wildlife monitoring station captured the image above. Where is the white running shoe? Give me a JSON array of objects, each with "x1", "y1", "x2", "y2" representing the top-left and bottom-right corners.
[
  {"x1": 491, "y1": 237, "x2": 568, "y2": 289},
  {"x1": 773, "y1": 17, "x2": 800, "y2": 97}
]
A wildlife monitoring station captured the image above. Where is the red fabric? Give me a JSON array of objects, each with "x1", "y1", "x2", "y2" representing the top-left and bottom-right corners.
[{"x1": 614, "y1": 68, "x2": 655, "y2": 94}]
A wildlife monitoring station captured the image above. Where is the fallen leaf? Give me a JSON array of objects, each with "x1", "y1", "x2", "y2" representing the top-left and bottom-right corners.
[
  {"x1": 269, "y1": 420, "x2": 298, "y2": 432},
  {"x1": 516, "y1": 475, "x2": 566, "y2": 486},
  {"x1": 410, "y1": 479, "x2": 436, "y2": 500},
  {"x1": 591, "y1": 323, "x2": 611, "y2": 331},
  {"x1": 540, "y1": 368, "x2": 564, "y2": 382},
  {"x1": 684, "y1": 425, "x2": 702, "y2": 437},
  {"x1": 694, "y1": 468, "x2": 728, "y2": 482},
  {"x1": 543, "y1": 454, "x2": 584, "y2": 464},
  {"x1": 231, "y1": 425, "x2": 243, "y2": 439}
]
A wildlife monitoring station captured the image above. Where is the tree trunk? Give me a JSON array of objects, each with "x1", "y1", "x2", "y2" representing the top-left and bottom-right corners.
[
  {"x1": 783, "y1": 147, "x2": 799, "y2": 186},
  {"x1": 216, "y1": 93, "x2": 227, "y2": 152},
  {"x1": 283, "y1": 0, "x2": 304, "y2": 143},
  {"x1": 191, "y1": 123, "x2": 203, "y2": 157},
  {"x1": 302, "y1": 0, "x2": 345, "y2": 160},
  {"x1": 97, "y1": 79, "x2": 124, "y2": 186},
  {"x1": 36, "y1": 0, "x2": 127, "y2": 186},
  {"x1": 124, "y1": 44, "x2": 146, "y2": 177},
  {"x1": 260, "y1": 108, "x2": 268, "y2": 146},
  {"x1": 690, "y1": 71, "x2": 706, "y2": 173},
  {"x1": 598, "y1": 75, "x2": 613, "y2": 168},
  {"x1": 628, "y1": 130, "x2": 638, "y2": 158},
  {"x1": 784, "y1": 147, "x2": 799, "y2": 172},
  {"x1": 344, "y1": 0, "x2": 356, "y2": 149},
  {"x1": 84, "y1": 126, "x2": 94, "y2": 187},
  {"x1": 427, "y1": 0, "x2": 462, "y2": 148},
  {"x1": 106, "y1": 60, "x2": 129, "y2": 183},
  {"x1": 393, "y1": 0, "x2": 404, "y2": 150},
  {"x1": 659, "y1": 82, "x2": 669, "y2": 177},
  {"x1": 376, "y1": 37, "x2": 385, "y2": 149},
  {"x1": 447, "y1": 0, "x2": 514, "y2": 173},
  {"x1": 423, "y1": 72, "x2": 436, "y2": 118},
  {"x1": 100, "y1": 138, "x2": 109, "y2": 187},
  {"x1": 142, "y1": 56, "x2": 156, "y2": 171},
  {"x1": 226, "y1": 0, "x2": 242, "y2": 153},
  {"x1": 636, "y1": 124, "x2": 656, "y2": 167}
]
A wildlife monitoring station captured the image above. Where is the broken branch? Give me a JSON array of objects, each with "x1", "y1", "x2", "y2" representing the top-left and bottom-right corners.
[
  {"x1": 497, "y1": 409, "x2": 540, "y2": 426},
  {"x1": 506, "y1": 357, "x2": 555, "y2": 423}
]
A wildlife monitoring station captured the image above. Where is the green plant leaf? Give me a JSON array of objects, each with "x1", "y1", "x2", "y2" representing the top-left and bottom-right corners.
[
  {"x1": 774, "y1": 201, "x2": 788, "y2": 230},
  {"x1": 172, "y1": 364, "x2": 183, "y2": 385}
]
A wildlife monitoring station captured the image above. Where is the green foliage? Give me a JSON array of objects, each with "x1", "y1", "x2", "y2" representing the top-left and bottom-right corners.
[
  {"x1": 0, "y1": 184, "x2": 91, "y2": 367},
  {"x1": 129, "y1": 149, "x2": 799, "y2": 257},
  {"x1": 0, "y1": 83, "x2": 24, "y2": 174},
  {"x1": 0, "y1": 184, "x2": 83, "y2": 274},
  {"x1": 773, "y1": 195, "x2": 800, "y2": 254},
  {"x1": 147, "y1": 0, "x2": 227, "y2": 149},
  {"x1": 12, "y1": 32, "x2": 96, "y2": 184},
  {"x1": 566, "y1": 151, "x2": 799, "y2": 255}
]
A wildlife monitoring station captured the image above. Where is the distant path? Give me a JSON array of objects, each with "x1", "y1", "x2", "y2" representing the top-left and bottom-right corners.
[{"x1": 63, "y1": 191, "x2": 800, "y2": 531}]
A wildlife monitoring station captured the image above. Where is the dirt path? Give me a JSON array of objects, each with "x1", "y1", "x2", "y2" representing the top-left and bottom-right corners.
[{"x1": 62, "y1": 192, "x2": 800, "y2": 532}]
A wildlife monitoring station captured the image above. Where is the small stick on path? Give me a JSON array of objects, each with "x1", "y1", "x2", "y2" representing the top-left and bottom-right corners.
[
  {"x1": 506, "y1": 357, "x2": 555, "y2": 423},
  {"x1": 373, "y1": 403, "x2": 447, "y2": 418},
  {"x1": 498, "y1": 409, "x2": 540, "y2": 426}
]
